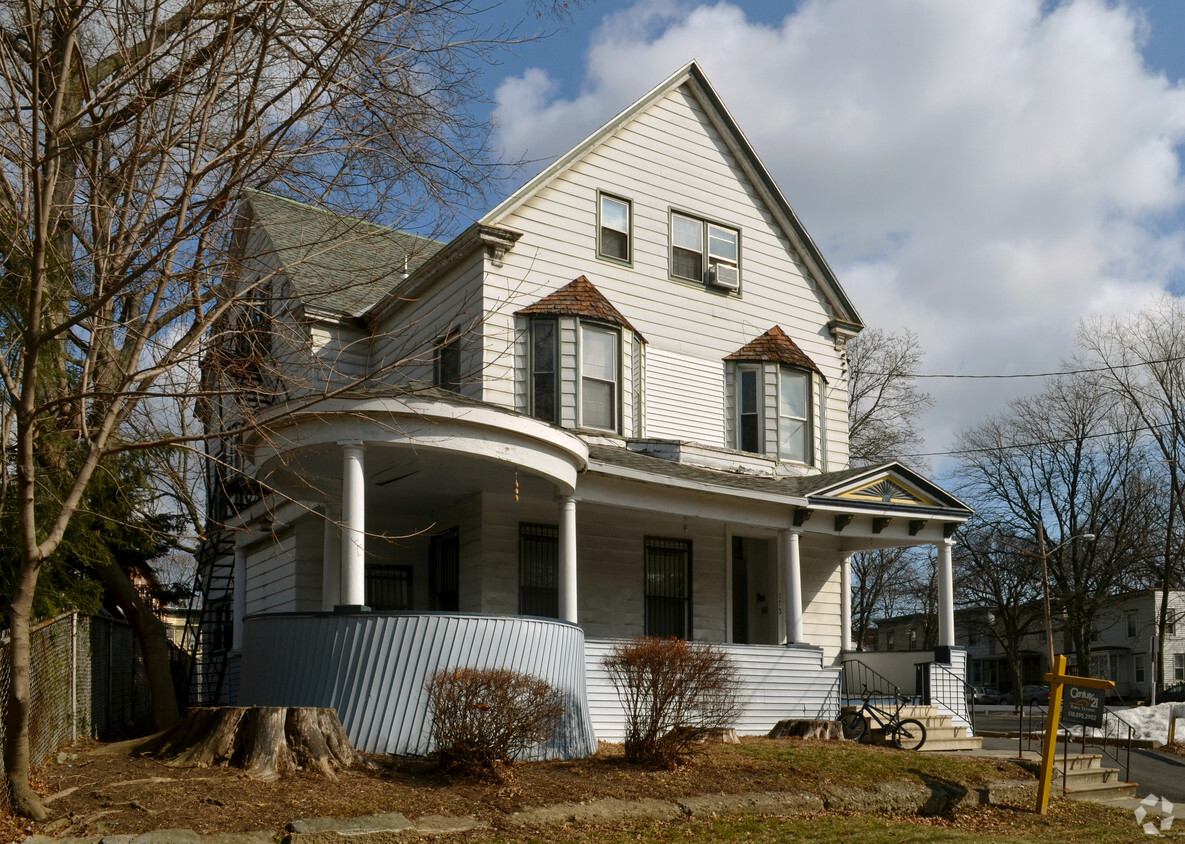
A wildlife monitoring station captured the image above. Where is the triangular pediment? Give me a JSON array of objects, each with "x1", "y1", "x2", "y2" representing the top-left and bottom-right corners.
[
  {"x1": 806, "y1": 463, "x2": 972, "y2": 515},
  {"x1": 836, "y1": 476, "x2": 935, "y2": 507}
]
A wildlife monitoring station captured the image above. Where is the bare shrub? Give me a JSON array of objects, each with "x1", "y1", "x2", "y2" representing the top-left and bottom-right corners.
[
  {"x1": 603, "y1": 637, "x2": 744, "y2": 768},
  {"x1": 425, "y1": 667, "x2": 564, "y2": 779}
]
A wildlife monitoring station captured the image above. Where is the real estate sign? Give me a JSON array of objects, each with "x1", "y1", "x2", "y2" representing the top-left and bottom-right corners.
[{"x1": 1059, "y1": 682, "x2": 1105, "y2": 728}]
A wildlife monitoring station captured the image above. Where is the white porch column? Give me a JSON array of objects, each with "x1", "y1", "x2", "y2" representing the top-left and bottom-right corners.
[
  {"x1": 340, "y1": 442, "x2": 367, "y2": 608},
  {"x1": 558, "y1": 496, "x2": 578, "y2": 624},
  {"x1": 232, "y1": 544, "x2": 247, "y2": 652},
  {"x1": 937, "y1": 538, "x2": 955, "y2": 648},
  {"x1": 781, "y1": 529, "x2": 804, "y2": 644},
  {"x1": 840, "y1": 553, "x2": 853, "y2": 652},
  {"x1": 321, "y1": 506, "x2": 342, "y2": 612}
]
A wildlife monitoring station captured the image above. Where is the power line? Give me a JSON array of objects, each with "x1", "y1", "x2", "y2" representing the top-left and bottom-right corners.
[
  {"x1": 864, "y1": 353, "x2": 1185, "y2": 381},
  {"x1": 900, "y1": 418, "x2": 1180, "y2": 460}
]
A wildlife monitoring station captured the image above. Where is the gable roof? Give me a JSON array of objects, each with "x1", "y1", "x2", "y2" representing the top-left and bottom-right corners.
[
  {"x1": 725, "y1": 325, "x2": 822, "y2": 376},
  {"x1": 480, "y1": 61, "x2": 862, "y2": 328},
  {"x1": 515, "y1": 276, "x2": 646, "y2": 341},
  {"x1": 240, "y1": 190, "x2": 444, "y2": 317}
]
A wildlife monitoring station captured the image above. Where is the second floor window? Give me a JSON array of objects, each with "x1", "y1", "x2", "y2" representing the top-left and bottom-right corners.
[
  {"x1": 530, "y1": 319, "x2": 558, "y2": 424},
  {"x1": 778, "y1": 368, "x2": 810, "y2": 463},
  {"x1": 435, "y1": 331, "x2": 461, "y2": 393},
  {"x1": 737, "y1": 367, "x2": 761, "y2": 453},
  {"x1": 580, "y1": 324, "x2": 619, "y2": 432},
  {"x1": 1128, "y1": 610, "x2": 1138, "y2": 638}
]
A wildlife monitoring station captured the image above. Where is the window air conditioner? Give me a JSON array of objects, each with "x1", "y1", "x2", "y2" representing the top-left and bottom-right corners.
[{"x1": 708, "y1": 263, "x2": 740, "y2": 290}]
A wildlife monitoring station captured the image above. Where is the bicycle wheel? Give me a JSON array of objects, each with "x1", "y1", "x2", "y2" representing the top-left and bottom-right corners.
[
  {"x1": 890, "y1": 718, "x2": 927, "y2": 751},
  {"x1": 839, "y1": 710, "x2": 866, "y2": 741}
]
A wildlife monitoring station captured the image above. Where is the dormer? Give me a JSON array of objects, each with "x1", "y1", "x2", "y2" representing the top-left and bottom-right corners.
[
  {"x1": 724, "y1": 326, "x2": 825, "y2": 468},
  {"x1": 516, "y1": 276, "x2": 647, "y2": 437}
]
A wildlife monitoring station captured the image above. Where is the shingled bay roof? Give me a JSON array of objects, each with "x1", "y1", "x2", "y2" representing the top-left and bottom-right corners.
[
  {"x1": 725, "y1": 325, "x2": 822, "y2": 376},
  {"x1": 516, "y1": 276, "x2": 646, "y2": 342},
  {"x1": 242, "y1": 191, "x2": 445, "y2": 317}
]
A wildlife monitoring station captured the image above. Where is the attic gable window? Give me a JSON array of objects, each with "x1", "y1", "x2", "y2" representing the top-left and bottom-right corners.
[
  {"x1": 598, "y1": 193, "x2": 631, "y2": 263},
  {"x1": 671, "y1": 212, "x2": 739, "y2": 288}
]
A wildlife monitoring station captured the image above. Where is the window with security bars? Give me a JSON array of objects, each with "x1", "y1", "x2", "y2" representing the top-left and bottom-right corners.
[
  {"x1": 644, "y1": 537, "x2": 692, "y2": 639},
  {"x1": 365, "y1": 564, "x2": 412, "y2": 611},
  {"x1": 519, "y1": 524, "x2": 559, "y2": 618},
  {"x1": 429, "y1": 527, "x2": 459, "y2": 611}
]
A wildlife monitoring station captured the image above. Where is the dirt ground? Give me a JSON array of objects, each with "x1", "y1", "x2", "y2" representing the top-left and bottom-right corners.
[{"x1": 2, "y1": 736, "x2": 1031, "y2": 842}]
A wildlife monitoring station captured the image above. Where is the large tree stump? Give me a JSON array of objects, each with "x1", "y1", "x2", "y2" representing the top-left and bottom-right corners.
[
  {"x1": 140, "y1": 707, "x2": 359, "y2": 781},
  {"x1": 767, "y1": 719, "x2": 844, "y2": 740}
]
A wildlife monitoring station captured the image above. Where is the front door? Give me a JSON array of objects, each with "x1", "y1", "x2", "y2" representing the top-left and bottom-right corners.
[{"x1": 732, "y1": 536, "x2": 775, "y2": 645}]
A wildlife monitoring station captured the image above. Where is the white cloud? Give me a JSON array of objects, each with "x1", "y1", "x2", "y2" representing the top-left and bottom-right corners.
[{"x1": 492, "y1": 0, "x2": 1185, "y2": 468}]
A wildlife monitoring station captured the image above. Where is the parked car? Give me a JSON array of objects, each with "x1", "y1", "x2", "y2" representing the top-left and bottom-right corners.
[
  {"x1": 968, "y1": 686, "x2": 1002, "y2": 705},
  {"x1": 1003, "y1": 685, "x2": 1050, "y2": 706},
  {"x1": 1159, "y1": 683, "x2": 1185, "y2": 703}
]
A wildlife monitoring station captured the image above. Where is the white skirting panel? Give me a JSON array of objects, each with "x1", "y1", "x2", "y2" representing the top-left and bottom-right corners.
[
  {"x1": 584, "y1": 639, "x2": 842, "y2": 743},
  {"x1": 239, "y1": 613, "x2": 598, "y2": 759}
]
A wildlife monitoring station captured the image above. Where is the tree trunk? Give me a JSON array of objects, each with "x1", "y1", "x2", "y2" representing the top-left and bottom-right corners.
[
  {"x1": 4, "y1": 564, "x2": 49, "y2": 820},
  {"x1": 142, "y1": 706, "x2": 359, "y2": 781},
  {"x1": 94, "y1": 558, "x2": 181, "y2": 729}
]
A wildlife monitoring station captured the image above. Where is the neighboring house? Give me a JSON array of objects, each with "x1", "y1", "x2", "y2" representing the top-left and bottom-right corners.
[
  {"x1": 953, "y1": 591, "x2": 1185, "y2": 701},
  {"x1": 194, "y1": 61, "x2": 972, "y2": 757},
  {"x1": 1084, "y1": 590, "x2": 1185, "y2": 700}
]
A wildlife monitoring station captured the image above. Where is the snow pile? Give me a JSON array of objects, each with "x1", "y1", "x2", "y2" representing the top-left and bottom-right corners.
[{"x1": 1108, "y1": 703, "x2": 1185, "y2": 744}]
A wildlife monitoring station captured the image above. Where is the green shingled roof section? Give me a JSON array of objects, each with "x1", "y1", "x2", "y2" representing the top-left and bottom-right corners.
[{"x1": 243, "y1": 190, "x2": 446, "y2": 317}]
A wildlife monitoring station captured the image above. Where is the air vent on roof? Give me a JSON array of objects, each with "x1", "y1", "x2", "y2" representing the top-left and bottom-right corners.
[{"x1": 708, "y1": 263, "x2": 739, "y2": 291}]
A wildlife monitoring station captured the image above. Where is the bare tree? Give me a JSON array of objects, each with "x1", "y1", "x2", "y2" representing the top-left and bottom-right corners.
[
  {"x1": 953, "y1": 374, "x2": 1153, "y2": 674},
  {"x1": 1078, "y1": 297, "x2": 1185, "y2": 691},
  {"x1": 0, "y1": 0, "x2": 560, "y2": 818},
  {"x1": 844, "y1": 327, "x2": 933, "y2": 649},
  {"x1": 955, "y1": 522, "x2": 1046, "y2": 701},
  {"x1": 846, "y1": 327, "x2": 933, "y2": 468}
]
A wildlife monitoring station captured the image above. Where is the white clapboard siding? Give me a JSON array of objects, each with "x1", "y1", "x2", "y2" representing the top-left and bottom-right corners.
[
  {"x1": 585, "y1": 640, "x2": 841, "y2": 742},
  {"x1": 644, "y1": 347, "x2": 725, "y2": 447},
  {"x1": 484, "y1": 84, "x2": 847, "y2": 441},
  {"x1": 245, "y1": 528, "x2": 297, "y2": 615}
]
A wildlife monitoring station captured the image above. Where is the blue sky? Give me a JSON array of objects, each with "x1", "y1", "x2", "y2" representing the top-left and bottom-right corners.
[{"x1": 474, "y1": 1, "x2": 1185, "y2": 472}]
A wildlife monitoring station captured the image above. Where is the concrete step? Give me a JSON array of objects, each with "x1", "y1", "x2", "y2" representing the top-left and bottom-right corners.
[
  {"x1": 1064, "y1": 780, "x2": 1138, "y2": 802},
  {"x1": 915, "y1": 725, "x2": 970, "y2": 742},
  {"x1": 1052, "y1": 753, "x2": 1104, "y2": 772},
  {"x1": 919, "y1": 736, "x2": 984, "y2": 752},
  {"x1": 1058, "y1": 767, "x2": 1120, "y2": 787}
]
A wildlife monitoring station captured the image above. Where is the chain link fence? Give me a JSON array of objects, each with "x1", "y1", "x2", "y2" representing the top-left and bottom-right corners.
[{"x1": 0, "y1": 612, "x2": 152, "y2": 813}]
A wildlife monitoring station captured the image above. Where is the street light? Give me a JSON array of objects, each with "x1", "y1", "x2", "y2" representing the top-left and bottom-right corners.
[{"x1": 1038, "y1": 525, "x2": 1096, "y2": 671}]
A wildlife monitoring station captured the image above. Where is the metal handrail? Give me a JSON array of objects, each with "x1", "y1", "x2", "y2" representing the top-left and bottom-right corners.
[
  {"x1": 926, "y1": 659, "x2": 977, "y2": 735},
  {"x1": 841, "y1": 657, "x2": 910, "y2": 710},
  {"x1": 1017, "y1": 700, "x2": 1134, "y2": 788}
]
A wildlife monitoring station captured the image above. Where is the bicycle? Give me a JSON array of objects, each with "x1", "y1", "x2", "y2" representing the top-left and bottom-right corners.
[{"x1": 839, "y1": 686, "x2": 927, "y2": 750}]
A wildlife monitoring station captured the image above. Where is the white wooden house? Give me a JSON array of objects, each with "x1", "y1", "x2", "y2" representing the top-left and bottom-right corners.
[{"x1": 195, "y1": 62, "x2": 973, "y2": 757}]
